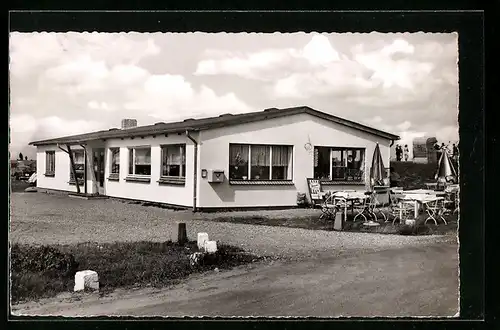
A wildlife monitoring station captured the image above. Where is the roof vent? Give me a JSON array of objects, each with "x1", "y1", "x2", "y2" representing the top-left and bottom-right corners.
[
  {"x1": 121, "y1": 119, "x2": 137, "y2": 129},
  {"x1": 218, "y1": 113, "x2": 233, "y2": 117},
  {"x1": 154, "y1": 122, "x2": 165, "y2": 125},
  {"x1": 108, "y1": 128, "x2": 120, "y2": 131},
  {"x1": 264, "y1": 107, "x2": 279, "y2": 112},
  {"x1": 183, "y1": 118, "x2": 195, "y2": 122}
]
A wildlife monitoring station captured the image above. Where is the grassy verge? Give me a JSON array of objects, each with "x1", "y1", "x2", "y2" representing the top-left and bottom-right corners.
[
  {"x1": 10, "y1": 179, "x2": 31, "y2": 193},
  {"x1": 207, "y1": 213, "x2": 458, "y2": 236},
  {"x1": 10, "y1": 241, "x2": 261, "y2": 304}
]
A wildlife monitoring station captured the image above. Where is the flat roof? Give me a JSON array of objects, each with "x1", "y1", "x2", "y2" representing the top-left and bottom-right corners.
[{"x1": 30, "y1": 106, "x2": 400, "y2": 146}]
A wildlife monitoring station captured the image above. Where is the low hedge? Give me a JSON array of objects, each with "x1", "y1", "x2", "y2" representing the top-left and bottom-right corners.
[{"x1": 10, "y1": 241, "x2": 260, "y2": 304}]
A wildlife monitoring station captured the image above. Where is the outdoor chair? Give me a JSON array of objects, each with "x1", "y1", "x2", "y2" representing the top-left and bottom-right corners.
[
  {"x1": 352, "y1": 196, "x2": 370, "y2": 223},
  {"x1": 388, "y1": 193, "x2": 415, "y2": 225},
  {"x1": 423, "y1": 199, "x2": 447, "y2": 225},
  {"x1": 367, "y1": 190, "x2": 388, "y2": 222},
  {"x1": 319, "y1": 192, "x2": 337, "y2": 220},
  {"x1": 442, "y1": 191, "x2": 456, "y2": 215},
  {"x1": 453, "y1": 191, "x2": 459, "y2": 214}
]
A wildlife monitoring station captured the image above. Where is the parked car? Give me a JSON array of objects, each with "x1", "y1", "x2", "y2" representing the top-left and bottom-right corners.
[{"x1": 19, "y1": 173, "x2": 31, "y2": 181}]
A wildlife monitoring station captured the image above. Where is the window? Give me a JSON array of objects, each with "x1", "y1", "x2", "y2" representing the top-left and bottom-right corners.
[
  {"x1": 69, "y1": 150, "x2": 85, "y2": 183},
  {"x1": 229, "y1": 144, "x2": 293, "y2": 181},
  {"x1": 110, "y1": 148, "x2": 120, "y2": 174},
  {"x1": 45, "y1": 151, "x2": 55, "y2": 176},
  {"x1": 161, "y1": 145, "x2": 186, "y2": 177},
  {"x1": 128, "y1": 147, "x2": 151, "y2": 175},
  {"x1": 314, "y1": 146, "x2": 365, "y2": 182}
]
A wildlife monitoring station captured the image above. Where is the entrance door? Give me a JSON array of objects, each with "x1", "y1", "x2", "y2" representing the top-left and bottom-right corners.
[{"x1": 93, "y1": 148, "x2": 105, "y2": 195}]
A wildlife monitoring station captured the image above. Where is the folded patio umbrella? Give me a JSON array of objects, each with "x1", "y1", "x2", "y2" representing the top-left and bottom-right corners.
[
  {"x1": 435, "y1": 149, "x2": 457, "y2": 181},
  {"x1": 370, "y1": 143, "x2": 386, "y2": 188}
]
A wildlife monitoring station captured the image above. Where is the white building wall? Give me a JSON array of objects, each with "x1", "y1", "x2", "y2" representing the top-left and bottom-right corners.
[
  {"x1": 34, "y1": 114, "x2": 393, "y2": 209},
  {"x1": 103, "y1": 134, "x2": 195, "y2": 207},
  {"x1": 35, "y1": 134, "x2": 196, "y2": 208},
  {"x1": 35, "y1": 145, "x2": 85, "y2": 193},
  {"x1": 197, "y1": 113, "x2": 393, "y2": 208}
]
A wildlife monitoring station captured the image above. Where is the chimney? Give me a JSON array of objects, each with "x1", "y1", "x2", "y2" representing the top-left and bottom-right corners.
[{"x1": 121, "y1": 119, "x2": 137, "y2": 129}]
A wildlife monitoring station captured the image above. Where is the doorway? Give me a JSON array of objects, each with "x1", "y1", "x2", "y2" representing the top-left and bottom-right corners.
[{"x1": 93, "y1": 148, "x2": 105, "y2": 195}]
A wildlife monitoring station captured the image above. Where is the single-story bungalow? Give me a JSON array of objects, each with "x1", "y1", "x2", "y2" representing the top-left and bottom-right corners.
[{"x1": 30, "y1": 106, "x2": 399, "y2": 211}]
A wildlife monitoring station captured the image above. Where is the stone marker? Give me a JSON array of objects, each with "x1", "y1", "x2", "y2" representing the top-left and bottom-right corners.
[
  {"x1": 74, "y1": 270, "x2": 99, "y2": 292},
  {"x1": 333, "y1": 211, "x2": 343, "y2": 231},
  {"x1": 204, "y1": 240, "x2": 218, "y2": 253},
  {"x1": 171, "y1": 222, "x2": 188, "y2": 245},
  {"x1": 197, "y1": 232, "x2": 209, "y2": 249}
]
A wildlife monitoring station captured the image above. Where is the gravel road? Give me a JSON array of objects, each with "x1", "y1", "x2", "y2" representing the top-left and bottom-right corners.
[{"x1": 10, "y1": 192, "x2": 454, "y2": 260}]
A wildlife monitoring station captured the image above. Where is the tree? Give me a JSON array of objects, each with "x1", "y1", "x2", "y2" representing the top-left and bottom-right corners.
[
  {"x1": 25, "y1": 156, "x2": 28, "y2": 160},
  {"x1": 18, "y1": 152, "x2": 23, "y2": 161}
]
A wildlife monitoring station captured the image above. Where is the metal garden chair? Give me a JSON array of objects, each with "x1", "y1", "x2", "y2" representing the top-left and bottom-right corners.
[
  {"x1": 423, "y1": 198, "x2": 447, "y2": 225},
  {"x1": 367, "y1": 191, "x2": 388, "y2": 222},
  {"x1": 319, "y1": 192, "x2": 337, "y2": 220},
  {"x1": 388, "y1": 192, "x2": 415, "y2": 225}
]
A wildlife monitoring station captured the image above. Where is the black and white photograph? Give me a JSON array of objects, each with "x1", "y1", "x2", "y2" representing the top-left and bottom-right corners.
[{"x1": 9, "y1": 29, "x2": 461, "y2": 317}]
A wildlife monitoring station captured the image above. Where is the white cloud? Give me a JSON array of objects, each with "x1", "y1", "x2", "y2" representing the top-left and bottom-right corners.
[
  {"x1": 195, "y1": 48, "x2": 299, "y2": 81},
  {"x1": 41, "y1": 55, "x2": 110, "y2": 94},
  {"x1": 9, "y1": 114, "x2": 107, "y2": 158},
  {"x1": 9, "y1": 32, "x2": 459, "y2": 160},
  {"x1": 381, "y1": 39, "x2": 415, "y2": 56},
  {"x1": 195, "y1": 34, "x2": 341, "y2": 81},
  {"x1": 10, "y1": 32, "x2": 161, "y2": 79},
  {"x1": 354, "y1": 43, "x2": 435, "y2": 89},
  {"x1": 397, "y1": 121, "x2": 412, "y2": 131},
  {"x1": 195, "y1": 34, "x2": 457, "y2": 111},
  {"x1": 270, "y1": 59, "x2": 378, "y2": 99},
  {"x1": 302, "y1": 35, "x2": 341, "y2": 65},
  {"x1": 87, "y1": 101, "x2": 116, "y2": 112},
  {"x1": 126, "y1": 74, "x2": 253, "y2": 120}
]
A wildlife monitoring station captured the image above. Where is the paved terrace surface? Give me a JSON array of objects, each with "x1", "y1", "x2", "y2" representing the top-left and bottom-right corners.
[{"x1": 10, "y1": 192, "x2": 454, "y2": 260}]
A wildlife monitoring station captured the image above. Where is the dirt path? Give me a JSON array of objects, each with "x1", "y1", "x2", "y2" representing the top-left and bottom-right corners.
[{"x1": 12, "y1": 241, "x2": 459, "y2": 317}]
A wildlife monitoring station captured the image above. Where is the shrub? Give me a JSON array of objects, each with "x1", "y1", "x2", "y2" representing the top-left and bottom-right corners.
[
  {"x1": 10, "y1": 244, "x2": 79, "y2": 302},
  {"x1": 10, "y1": 244, "x2": 78, "y2": 278},
  {"x1": 198, "y1": 243, "x2": 258, "y2": 268},
  {"x1": 296, "y1": 192, "x2": 308, "y2": 208},
  {"x1": 397, "y1": 216, "x2": 432, "y2": 236},
  {"x1": 10, "y1": 241, "x2": 259, "y2": 303}
]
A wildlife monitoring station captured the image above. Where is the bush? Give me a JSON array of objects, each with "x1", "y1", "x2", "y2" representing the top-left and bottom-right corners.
[
  {"x1": 10, "y1": 244, "x2": 79, "y2": 302},
  {"x1": 10, "y1": 244, "x2": 78, "y2": 278},
  {"x1": 10, "y1": 241, "x2": 259, "y2": 303},
  {"x1": 193, "y1": 243, "x2": 259, "y2": 270},
  {"x1": 296, "y1": 192, "x2": 309, "y2": 208},
  {"x1": 397, "y1": 217, "x2": 431, "y2": 236}
]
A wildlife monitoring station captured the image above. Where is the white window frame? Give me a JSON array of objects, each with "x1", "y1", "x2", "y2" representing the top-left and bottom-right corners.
[
  {"x1": 314, "y1": 146, "x2": 365, "y2": 182},
  {"x1": 160, "y1": 144, "x2": 186, "y2": 178},
  {"x1": 45, "y1": 151, "x2": 55, "y2": 175},
  {"x1": 128, "y1": 146, "x2": 151, "y2": 176},
  {"x1": 109, "y1": 148, "x2": 120, "y2": 175},
  {"x1": 229, "y1": 144, "x2": 293, "y2": 181}
]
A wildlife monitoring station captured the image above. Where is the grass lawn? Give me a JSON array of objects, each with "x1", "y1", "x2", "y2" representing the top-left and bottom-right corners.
[
  {"x1": 208, "y1": 211, "x2": 458, "y2": 236},
  {"x1": 10, "y1": 179, "x2": 31, "y2": 193},
  {"x1": 10, "y1": 241, "x2": 260, "y2": 304}
]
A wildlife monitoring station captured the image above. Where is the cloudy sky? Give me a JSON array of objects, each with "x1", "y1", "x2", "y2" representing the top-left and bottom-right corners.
[{"x1": 9, "y1": 32, "x2": 458, "y2": 160}]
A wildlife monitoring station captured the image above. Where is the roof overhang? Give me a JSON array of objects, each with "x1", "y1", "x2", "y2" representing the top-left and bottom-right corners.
[
  {"x1": 29, "y1": 127, "x2": 199, "y2": 146},
  {"x1": 29, "y1": 106, "x2": 400, "y2": 146}
]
